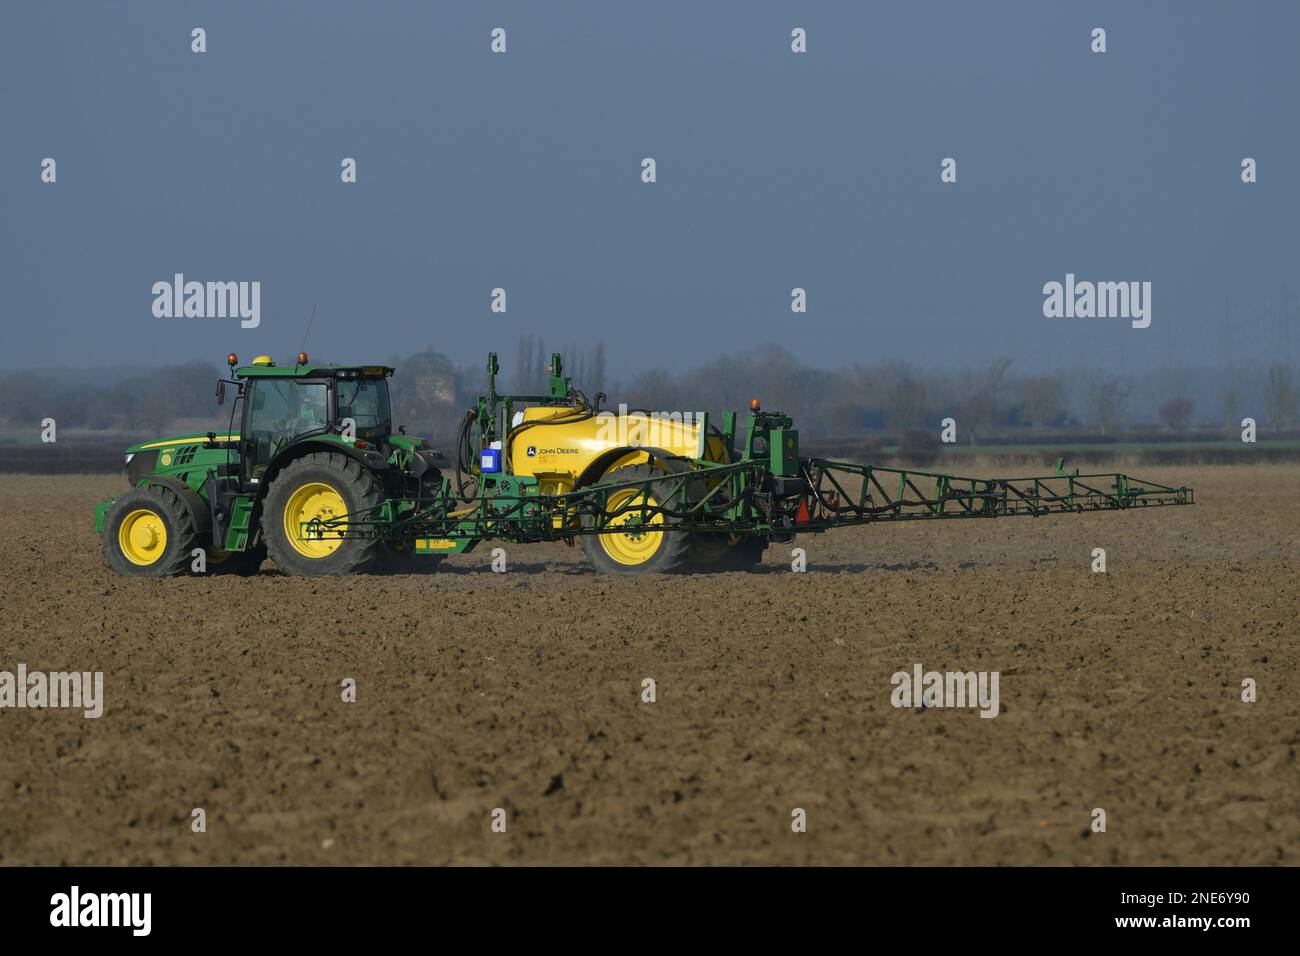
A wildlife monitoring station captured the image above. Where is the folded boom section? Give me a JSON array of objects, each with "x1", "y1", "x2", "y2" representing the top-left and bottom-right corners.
[
  {"x1": 303, "y1": 456, "x2": 1192, "y2": 545},
  {"x1": 801, "y1": 459, "x2": 1194, "y2": 526}
]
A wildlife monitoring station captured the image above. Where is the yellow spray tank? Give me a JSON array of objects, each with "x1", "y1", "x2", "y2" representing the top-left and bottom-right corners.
[
  {"x1": 453, "y1": 351, "x2": 756, "y2": 573},
  {"x1": 506, "y1": 404, "x2": 730, "y2": 497}
]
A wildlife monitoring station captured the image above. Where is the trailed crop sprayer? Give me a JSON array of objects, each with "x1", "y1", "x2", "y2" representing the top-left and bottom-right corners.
[{"x1": 96, "y1": 351, "x2": 1194, "y2": 576}]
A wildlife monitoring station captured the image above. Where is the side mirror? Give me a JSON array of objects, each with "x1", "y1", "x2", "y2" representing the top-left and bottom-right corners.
[{"x1": 215, "y1": 380, "x2": 226, "y2": 405}]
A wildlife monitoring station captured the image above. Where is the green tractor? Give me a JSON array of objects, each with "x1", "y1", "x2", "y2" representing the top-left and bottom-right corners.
[{"x1": 95, "y1": 352, "x2": 445, "y2": 577}]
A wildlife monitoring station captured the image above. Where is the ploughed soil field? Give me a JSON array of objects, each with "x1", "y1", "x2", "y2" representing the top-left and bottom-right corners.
[{"x1": 1, "y1": 466, "x2": 1296, "y2": 866}]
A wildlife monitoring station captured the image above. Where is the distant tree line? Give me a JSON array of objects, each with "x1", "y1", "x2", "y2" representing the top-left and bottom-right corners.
[
  {"x1": 1, "y1": 344, "x2": 1297, "y2": 446},
  {"x1": 613, "y1": 347, "x2": 1300, "y2": 441},
  {"x1": 0, "y1": 361, "x2": 223, "y2": 437}
]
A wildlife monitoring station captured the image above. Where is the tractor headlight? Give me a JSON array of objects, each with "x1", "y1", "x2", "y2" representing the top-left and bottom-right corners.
[{"x1": 124, "y1": 452, "x2": 135, "y2": 466}]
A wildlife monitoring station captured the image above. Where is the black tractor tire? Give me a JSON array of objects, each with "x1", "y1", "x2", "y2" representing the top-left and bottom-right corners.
[
  {"x1": 580, "y1": 464, "x2": 693, "y2": 575},
  {"x1": 263, "y1": 451, "x2": 385, "y2": 576},
  {"x1": 688, "y1": 532, "x2": 769, "y2": 572},
  {"x1": 102, "y1": 484, "x2": 199, "y2": 577}
]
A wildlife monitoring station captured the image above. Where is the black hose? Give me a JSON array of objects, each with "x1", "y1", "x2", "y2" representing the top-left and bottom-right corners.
[{"x1": 454, "y1": 408, "x2": 477, "y2": 501}]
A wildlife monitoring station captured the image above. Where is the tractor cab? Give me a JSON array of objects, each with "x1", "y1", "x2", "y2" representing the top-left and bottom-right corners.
[
  {"x1": 218, "y1": 353, "x2": 394, "y2": 484},
  {"x1": 199, "y1": 353, "x2": 403, "y2": 557}
]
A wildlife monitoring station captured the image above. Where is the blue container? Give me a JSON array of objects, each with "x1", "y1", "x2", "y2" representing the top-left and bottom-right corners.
[{"x1": 479, "y1": 448, "x2": 502, "y2": 474}]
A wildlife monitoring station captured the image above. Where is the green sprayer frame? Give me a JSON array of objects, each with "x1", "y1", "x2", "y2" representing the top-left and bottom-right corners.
[
  {"x1": 301, "y1": 461, "x2": 1191, "y2": 546},
  {"x1": 294, "y1": 371, "x2": 1193, "y2": 550}
]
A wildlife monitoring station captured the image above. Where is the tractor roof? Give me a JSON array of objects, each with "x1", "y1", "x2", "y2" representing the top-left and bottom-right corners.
[{"x1": 235, "y1": 363, "x2": 393, "y2": 379}]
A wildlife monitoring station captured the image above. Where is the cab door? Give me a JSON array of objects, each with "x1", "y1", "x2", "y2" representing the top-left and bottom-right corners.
[{"x1": 240, "y1": 378, "x2": 332, "y2": 489}]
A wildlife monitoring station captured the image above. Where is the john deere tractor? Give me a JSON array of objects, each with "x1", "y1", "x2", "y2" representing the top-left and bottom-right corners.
[
  {"x1": 97, "y1": 350, "x2": 1193, "y2": 578},
  {"x1": 96, "y1": 352, "x2": 446, "y2": 577}
]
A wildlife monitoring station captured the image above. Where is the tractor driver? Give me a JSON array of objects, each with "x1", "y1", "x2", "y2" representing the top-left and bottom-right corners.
[{"x1": 295, "y1": 387, "x2": 328, "y2": 435}]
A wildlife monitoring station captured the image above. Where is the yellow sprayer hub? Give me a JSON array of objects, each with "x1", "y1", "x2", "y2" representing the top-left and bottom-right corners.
[{"x1": 599, "y1": 487, "x2": 664, "y2": 566}]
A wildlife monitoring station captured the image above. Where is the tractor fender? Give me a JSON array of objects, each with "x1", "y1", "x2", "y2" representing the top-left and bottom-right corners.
[
  {"x1": 572, "y1": 446, "x2": 694, "y2": 490},
  {"x1": 256, "y1": 438, "x2": 391, "y2": 499},
  {"x1": 141, "y1": 475, "x2": 212, "y2": 536},
  {"x1": 409, "y1": 448, "x2": 443, "y2": 479}
]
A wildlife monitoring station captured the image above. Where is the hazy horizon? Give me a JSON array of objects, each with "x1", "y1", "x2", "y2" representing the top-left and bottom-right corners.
[{"x1": 3, "y1": 1, "x2": 1298, "y2": 379}]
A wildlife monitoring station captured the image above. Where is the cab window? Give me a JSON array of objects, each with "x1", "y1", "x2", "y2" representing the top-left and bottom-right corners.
[
  {"x1": 335, "y1": 377, "x2": 391, "y2": 440},
  {"x1": 245, "y1": 379, "x2": 329, "y2": 477}
]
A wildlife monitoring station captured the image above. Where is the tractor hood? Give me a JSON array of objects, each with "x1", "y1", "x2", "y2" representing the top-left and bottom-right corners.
[
  {"x1": 125, "y1": 432, "x2": 238, "y2": 456},
  {"x1": 123, "y1": 432, "x2": 239, "y2": 487}
]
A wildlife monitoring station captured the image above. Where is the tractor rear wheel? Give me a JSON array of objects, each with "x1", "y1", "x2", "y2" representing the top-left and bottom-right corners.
[
  {"x1": 102, "y1": 485, "x2": 198, "y2": 577},
  {"x1": 580, "y1": 464, "x2": 692, "y2": 574},
  {"x1": 263, "y1": 451, "x2": 384, "y2": 576}
]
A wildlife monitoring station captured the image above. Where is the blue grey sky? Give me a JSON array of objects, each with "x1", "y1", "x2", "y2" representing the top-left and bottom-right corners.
[{"x1": 2, "y1": 1, "x2": 1296, "y2": 377}]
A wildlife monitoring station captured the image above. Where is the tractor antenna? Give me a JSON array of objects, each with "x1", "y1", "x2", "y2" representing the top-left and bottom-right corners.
[{"x1": 299, "y1": 303, "x2": 317, "y2": 355}]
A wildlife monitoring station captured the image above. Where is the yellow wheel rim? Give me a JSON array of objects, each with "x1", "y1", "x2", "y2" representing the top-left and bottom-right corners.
[
  {"x1": 600, "y1": 487, "x2": 664, "y2": 566},
  {"x1": 283, "y1": 481, "x2": 347, "y2": 558},
  {"x1": 118, "y1": 508, "x2": 168, "y2": 566}
]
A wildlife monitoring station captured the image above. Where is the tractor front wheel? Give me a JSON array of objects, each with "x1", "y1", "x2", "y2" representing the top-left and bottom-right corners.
[
  {"x1": 102, "y1": 485, "x2": 198, "y2": 577},
  {"x1": 263, "y1": 452, "x2": 384, "y2": 576}
]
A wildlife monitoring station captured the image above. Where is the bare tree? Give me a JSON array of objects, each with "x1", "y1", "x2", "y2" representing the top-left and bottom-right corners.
[
  {"x1": 515, "y1": 335, "x2": 535, "y2": 392},
  {"x1": 1157, "y1": 395, "x2": 1194, "y2": 432},
  {"x1": 1219, "y1": 380, "x2": 1241, "y2": 431},
  {"x1": 1016, "y1": 374, "x2": 1067, "y2": 429},
  {"x1": 878, "y1": 361, "x2": 928, "y2": 430},
  {"x1": 533, "y1": 339, "x2": 549, "y2": 392},
  {"x1": 1263, "y1": 365, "x2": 1298, "y2": 429},
  {"x1": 592, "y1": 340, "x2": 606, "y2": 395},
  {"x1": 388, "y1": 348, "x2": 460, "y2": 439},
  {"x1": 1088, "y1": 376, "x2": 1130, "y2": 436},
  {"x1": 626, "y1": 368, "x2": 676, "y2": 411},
  {"x1": 962, "y1": 357, "x2": 1012, "y2": 444},
  {"x1": 568, "y1": 343, "x2": 586, "y2": 389}
]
